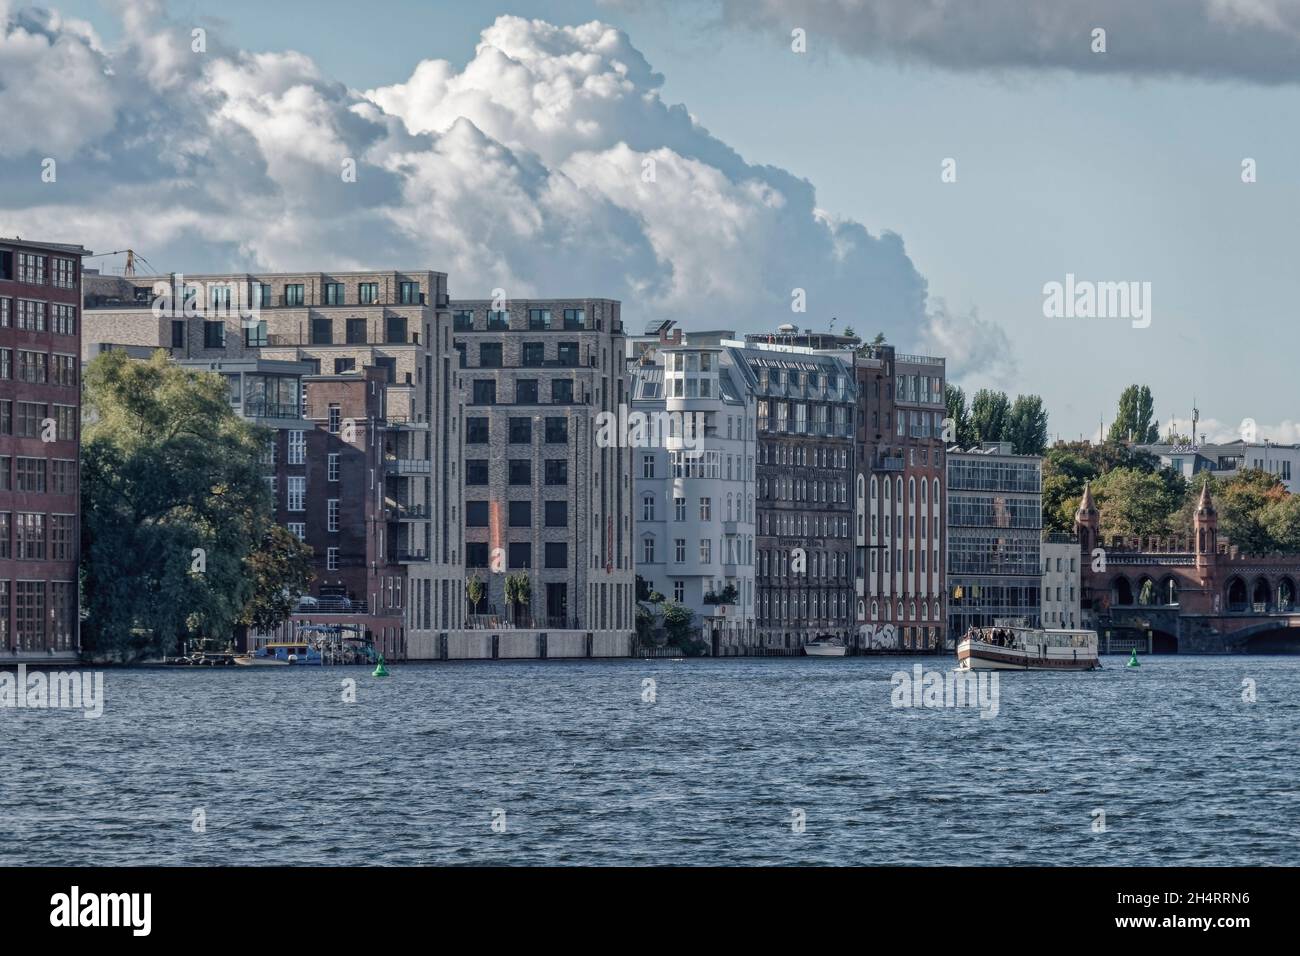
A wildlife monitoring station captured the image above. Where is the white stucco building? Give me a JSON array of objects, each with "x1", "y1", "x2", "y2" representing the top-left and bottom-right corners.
[
  {"x1": 1041, "y1": 532, "x2": 1081, "y2": 629},
  {"x1": 629, "y1": 341, "x2": 757, "y2": 654}
]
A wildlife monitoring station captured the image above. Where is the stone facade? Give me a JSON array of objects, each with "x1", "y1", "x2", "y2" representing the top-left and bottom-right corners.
[
  {"x1": 450, "y1": 298, "x2": 634, "y2": 635},
  {"x1": 0, "y1": 238, "x2": 86, "y2": 660},
  {"x1": 854, "y1": 345, "x2": 947, "y2": 652},
  {"x1": 727, "y1": 336, "x2": 857, "y2": 651}
]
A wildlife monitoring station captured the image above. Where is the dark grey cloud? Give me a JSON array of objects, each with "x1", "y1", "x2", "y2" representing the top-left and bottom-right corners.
[{"x1": 720, "y1": 0, "x2": 1300, "y2": 83}]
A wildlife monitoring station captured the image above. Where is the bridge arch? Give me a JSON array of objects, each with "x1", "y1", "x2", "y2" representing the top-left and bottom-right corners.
[
  {"x1": 1136, "y1": 575, "x2": 1158, "y2": 605},
  {"x1": 1159, "y1": 574, "x2": 1179, "y2": 606},
  {"x1": 1112, "y1": 576, "x2": 1134, "y2": 607},
  {"x1": 1236, "y1": 622, "x2": 1300, "y2": 654},
  {"x1": 1277, "y1": 576, "x2": 1296, "y2": 612},
  {"x1": 1252, "y1": 576, "x2": 1272, "y2": 610},
  {"x1": 1226, "y1": 576, "x2": 1248, "y2": 613}
]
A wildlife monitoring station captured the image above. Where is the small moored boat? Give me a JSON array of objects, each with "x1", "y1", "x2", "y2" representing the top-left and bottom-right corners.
[
  {"x1": 957, "y1": 625, "x2": 1100, "y2": 671},
  {"x1": 804, "y1": 636, "x2": 848, "y2": 657}
]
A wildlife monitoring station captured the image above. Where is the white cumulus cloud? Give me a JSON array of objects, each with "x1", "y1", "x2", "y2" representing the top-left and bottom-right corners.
[{"x1": 0, "y1": 4, "x2": 1006, "y2": 376}]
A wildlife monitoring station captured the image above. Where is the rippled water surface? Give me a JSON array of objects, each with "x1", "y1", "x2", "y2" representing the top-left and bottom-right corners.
[{"x1": 2, "y1": 656, "x2": 1297, "y2": 865}]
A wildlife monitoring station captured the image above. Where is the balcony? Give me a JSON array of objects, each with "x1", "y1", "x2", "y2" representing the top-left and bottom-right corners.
[
  {"x1": 243, "y1": 401, "x2": 305, "y2": 422},
  {"x1": 385, "y1": 416, "x2": 428, "y2": 429},
  {"x1": 393, "y1": 550, "x2": 428, "y2": 563},
  {"x1": 385, "y1": 504, "x2": 429, "y2": 520},
  {"x1": 875, "y1": 456, "x2": 905, "y2": 471},
  {"x1": 389, "y1": 458, "x2": 432, "y2": 475}
]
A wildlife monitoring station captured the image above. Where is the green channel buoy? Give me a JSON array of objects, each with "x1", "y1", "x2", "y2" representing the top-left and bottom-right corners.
[
  {"x1": 1126, "y1": 648, "x2": 1140, "y2": 668},
  {"x1": 373, "y1": 654, "x2": 390, "y2": 678}
]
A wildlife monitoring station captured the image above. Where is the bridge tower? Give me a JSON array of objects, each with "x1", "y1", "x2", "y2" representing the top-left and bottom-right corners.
[
  {"x1": 1074, "y1": 480, "x2": 1100, "y2": 557},
  {"x1": 1194, "y1": 480, "x2": 1218, "y2": 570}
]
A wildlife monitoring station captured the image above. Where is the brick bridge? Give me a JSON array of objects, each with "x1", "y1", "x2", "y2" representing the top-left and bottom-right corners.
[{"x1": 1075, "y1": 482, "x2": 1300, "y2": 653}]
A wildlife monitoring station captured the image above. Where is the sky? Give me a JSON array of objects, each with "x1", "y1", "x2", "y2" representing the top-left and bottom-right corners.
[{"x1": 3, "y1": 0, "x2": 1299, "y2": 444}]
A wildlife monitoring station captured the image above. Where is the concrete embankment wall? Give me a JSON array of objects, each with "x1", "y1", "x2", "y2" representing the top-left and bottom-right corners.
[{"x1": 407, "y1": 631, "x2": 633, "y2": 661}]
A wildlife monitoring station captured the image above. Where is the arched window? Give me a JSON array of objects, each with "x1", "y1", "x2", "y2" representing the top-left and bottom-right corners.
[
  {"x1": 871, "y1": 477, "x2": 878, "y2": 498},
  {"x1": 933, "y1": 479, "x2": 940, "y2": 504}
]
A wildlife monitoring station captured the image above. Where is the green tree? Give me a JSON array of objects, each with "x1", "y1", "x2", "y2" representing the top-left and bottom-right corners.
[
  {"x1": 239, "y1": 523, "x2": 314, "y2": 635},
  {"x1": 80, "y1": 351, "x2": 307, "y2": 662},
  {"x1": 504, "y1": 572, "x2": 532, "y2": 625},
  {"x1": 969, "y1": 388, "x2": 1011, "y2": 446},
  {"x1": 466, "y1": 573, "x2": 485, "y2": 615},
  {"x1": 1091, "y1": 466, "x2": 1187, "y2": 539},
  {"x1": 660, "y1": 601, "x2": 706, "y2": 655},
  {"x1": 1006, "y1": 394, "x2": 1049, "y2": 456},
  {"x1": 943, "y1": 383, "x2": 975, "y2": 447},
  {"x1": 1172, "y1": 470, "x2": 1289, "y2": 554},
  {"x1": 1107, "y1": 384, "x2": 1159, "y2": 444}
]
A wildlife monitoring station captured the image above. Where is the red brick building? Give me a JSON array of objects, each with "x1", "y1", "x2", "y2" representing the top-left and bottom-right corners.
[{"x1": 0, "y1": 238, "x2": 86, "y2": 661}]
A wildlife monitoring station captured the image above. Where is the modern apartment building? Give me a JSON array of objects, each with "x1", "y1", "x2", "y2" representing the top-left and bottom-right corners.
[
  {"x1": 1137, "y1": 438, "x2": 1300, "y2": 494},
  {"x1": 0, "y1": 238, "x2": 86, "y2": 661},
  {"x1": 629, "y1": 334, "x2": 757, "y2": 654},
  {"x1": 1041, "y1": 532, "x2": 1081, "y2": 629},
  {"x1": 450, "y1": 298, "x2": 634, "y2": 638},
  {"x1": 83, "y1": 269, "x2": 463, "y2": 657},
  {"x1": 854, "y1": 344, "x2": 948, "y2": 652},
  {"x1": 946, "y1": 441, "x2": 1043, "y2": 643},
  {"x1": 727, "y1": 333, "x2": 857, "y2": 651}
]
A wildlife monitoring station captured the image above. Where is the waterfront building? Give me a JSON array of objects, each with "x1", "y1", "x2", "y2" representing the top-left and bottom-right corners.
[
  {"x1": 725, "y1": 332, "x2": 857, "y2": 651},
  {"x1": 1136, "y1": 438, "x2": 1300, "y2": 494},
  {"x1": 0, "y1": 238, "x2": 87, "y2": 660},
  {"x1": 945, "y1": 442, "x2": 1043, "y2": 643},
  {"x1": 1041, "y1": 532, "x2": 1080, "y2": 629},
  {"x1": 629, "y1": 326, "x2": 757, "y2": 654},
  {"x1": 82, "y1": 269, "x2": 463, "y2": 657},
  {"x1": 449, "y1": 298, "x2": 634, "y2": 637},
  {"x1": 853, "y1": 344, "x2": 948, "y2": 652}
]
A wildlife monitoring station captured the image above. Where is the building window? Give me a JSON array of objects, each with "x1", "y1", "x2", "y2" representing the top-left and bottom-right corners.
[
  {"x1": 699, "y1": 497, "x2": 711, "y2": 521},
  {"x1": 472, "y1": 380, "x2": 496, "y2": 405},
  {"x1": 674, "y1": 497, "x2": 686, "y2": 521},
  {"x1": 16, "y1": 512, "x2": 45, "y2": 560},
  {"x1": 516, "y1": 380, "x2": 538, "y2": 403},
  {"x1": 345, "y1": 318, "x2": 367, "y2": 343},
  {"x1": 642, "y1": 454, "x2": 655, "y2": 479},
  {"x1": 545, "y1": 417, "x2": 567, "y2": 443},
  {"x1": 328, "y1": 404, "x2": 342, "y2": 434},
  {"x1": 52, "y1": 304, "x2": 77, "y2": 336},
  {"x1": 287, "y1": 430, "x2": 306, "y2": 465},
  {"x1": 699, "y1": 539, "x2": 712, "y2": 563},
  {"x1": 359, "y1": 282, "x2": 379, "y2": 305},
  {"x1": 509, "y1": 417, "x2": 532, "y2": 443},
  {"x1": 284, "y1": 284, "x2": 304, "y2": 306},
  {"x1": 310, "y1": 317, "x2": 333, "y2": 344},
  {"x1": 642, "y1": 495, "x2": 656, "y2": 521},
  {"x1": 528, "y1": 308, "x2": 552, "y2": 330},
  {"x1": 643, "y1": 536, "x2": 656, "y2": 564},
  {"x1": 544, "y1": 460, "x2": 568, "y2": 485},
  {"x1": 509, "y1": 501, "x2": 532, "y2": 527},
  {"x1": 544, "y1": 543, "x2": 568, "y2": 569},
  {"x1": 552, "y1": 379, "x2": 574, "y2": 404},
  {"x1": 327, "y1": 453, "x2": 339, "y2": 481},
  {"x1": 385, "y1": 315, "x2": 407, "y2": 343},
  {"x1": 508, "y1": 542, "x2": 532, "y2": 568},
  {"x1": 323, "y1": 283, "x2": 345, "y2": 305},
  {"x1": 466, "y1": 417, "x2": 489, "y2": 443},
  {"x1": 466, "y1": 502, "x2": 489, "y2": 527},
  {"x1": 487, "y1": 311, "x2": 509, "y2": 330},
  {"x1": 327, "y1": 547, "x2": 339, "y2": 571},
  {"x1": 480, "y1": 343, "x2": 503, "y2": 367},
  {"x1": 244, "y1": 320, "x2": 268, "y2": 347},
  {"x1": 509, "y1": 460, "x2": 531, "y2": 485},
  {"x1": 522, "y1": 343, "x2": 545, "y2": 367},
  {"x1": 328, "y1": 499, "x2": 340, "y2": 532},
  {"x1": 453, "y1": 310, "x2": 473, "y2": 331},
  {"x1": 203, "y1": 321, "x2": 225, "y2": 348},
  {"x1": 563, "y1": 308, "x2": 585, "y2": 330},
  {"x1": 287, "y1": 477, "x2": 306, "y2": 511},
  {"x1": 545, "y1": 501, "x2": 568, "y2": 527},
  {"x1": 673, "y1": 580, "x2": 685, "y2": 602},
  {"x1": 674, "y1": 539, "x2": 686, "y2": 563},
  {"x1": 288, "y1": 523, "x2": 306, "y2": 541},
  {"x1": 17, "y1": 300, "x2": 46, "y2": 331},
  {"x1": 465, "y1": 460, "x2": 489, "y2": 485}
]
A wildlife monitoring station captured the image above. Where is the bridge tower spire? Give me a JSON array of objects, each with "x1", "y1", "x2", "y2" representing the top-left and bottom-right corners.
[
  {"x1": 1194, "y1": 479, "x2": 1218, "y2": 570},
  {"x1": 1075, "y1": 481, "x2": 1100, "y2": 556}
]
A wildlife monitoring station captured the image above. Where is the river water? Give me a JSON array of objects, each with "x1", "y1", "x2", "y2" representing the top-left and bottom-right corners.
[{"x1": 2, "y1": 656, "x2": 1296, "y2": 865}]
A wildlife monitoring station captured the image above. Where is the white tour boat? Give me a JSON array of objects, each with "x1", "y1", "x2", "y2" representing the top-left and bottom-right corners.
[
  {"x1": 956, "y1": 625, "x2": 1100, "y2": 671},
  {"x1": 804, "y1": 636, "x2": 848, "y2": 657}
]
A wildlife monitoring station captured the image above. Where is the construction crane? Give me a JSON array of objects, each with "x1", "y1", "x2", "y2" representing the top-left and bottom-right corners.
[{"x1": 83, "y1": 248, "x2": 158, "y2": 277}]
